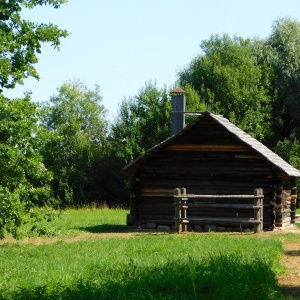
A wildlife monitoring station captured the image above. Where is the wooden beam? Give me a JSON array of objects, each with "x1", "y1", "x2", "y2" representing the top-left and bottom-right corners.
[
  {"x1": 173, "y1": 217, "x2": 261, "y2": 224},
  {"x1": 174, "y1": 194, "x2": 264, "y2": 200},
  {"x1": 174, "y1": 203, "x2": 261, "y2": 209},
  {"x1": 166, "y1": 145, "x2": 248, "y2": 151}
]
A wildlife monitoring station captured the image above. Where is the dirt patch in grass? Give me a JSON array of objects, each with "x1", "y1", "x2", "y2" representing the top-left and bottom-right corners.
[
  {"x1": 272, "y1": 225, "x2": 300, "y2": 299},
  {"x1": 0, "y1": 231, "x2": 139, "y2": 246},
  {"x1": 277, "y1": 241, "x2": 300, "y2": 299}
]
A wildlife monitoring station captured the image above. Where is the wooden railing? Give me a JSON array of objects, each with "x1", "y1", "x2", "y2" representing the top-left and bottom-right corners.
[{"x1": 174, "y1": 188, "x2": 264, "y2": 233}]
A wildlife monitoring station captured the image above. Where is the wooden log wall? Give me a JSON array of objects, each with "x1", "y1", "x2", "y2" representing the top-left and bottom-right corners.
[
  {"x1": 270, "y1": 178, "x2": 298, "y2": 228},
  {"x1": 138, "y1": 173, "x2": 274, "y2": 228},
  {"x1": 127, "y1": 177, "x2": 141, "y2": 226},
  {"x1": 291, "y1": 187, "x2": 297, "y2": 224},
  {"x1": 128, "y1": 117, "x2": 294, "y2": 229},
  {"x1": 272, "y1": 188, "x2": 297, "y2": 228},
  {"x1": 273, "y1": 190, "x2": 292, "y2": 227}
]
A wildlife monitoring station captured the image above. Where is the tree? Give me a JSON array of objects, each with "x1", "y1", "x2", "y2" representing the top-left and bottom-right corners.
[
  {"x1": 183, "y1": 83, "x2": 208, "y2": 124},
  {"x1": 177, "y1": 20, "x2": 300, "y2": 188},
  {"x1": 104, "y1": 81, "x2": 171, "y2": 202},
  {"x1": 252, "y1": 18, "x2": 300, "y2": 190},
  {"x1": 261, "y1": 18, "x2": 300, "y2": 143},
  {"x1": 41, "y1": 79, "x2": 108, "y2": 205},
  {"x1": 0, "y1": 0, "x2": 68, "y2": 90},
  {"x1": 110, "y1": 81, "x2": 171, "y2": 164},
  {"x1": 0, "y1": 95, "x2": 52, "y2": 237},
  {"x1": 179, "y1": 34, "x2": 272, "y2": 140},
  {"x1": 0, "y1": 0, "x2": 67, "y2": 237}
]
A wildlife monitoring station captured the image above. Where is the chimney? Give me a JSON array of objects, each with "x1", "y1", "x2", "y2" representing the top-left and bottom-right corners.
[{"x1": 171, "y1": 87, "x2": 186, "y2": 135}]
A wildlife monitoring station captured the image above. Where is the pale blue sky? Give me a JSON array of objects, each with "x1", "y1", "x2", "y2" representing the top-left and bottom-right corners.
[{"x1": 3, "y1": 0, "x2": 300, "y2": 120}]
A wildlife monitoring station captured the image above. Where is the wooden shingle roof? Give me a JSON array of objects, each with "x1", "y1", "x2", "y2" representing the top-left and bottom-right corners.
[{"x1": 122, "y1": 112, "x2": 300, "y2": 177}]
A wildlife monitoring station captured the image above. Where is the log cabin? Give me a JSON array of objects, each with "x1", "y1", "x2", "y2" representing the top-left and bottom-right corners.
[{"x1": 122, "y1": 90, "x2": 300, "y2": 231}]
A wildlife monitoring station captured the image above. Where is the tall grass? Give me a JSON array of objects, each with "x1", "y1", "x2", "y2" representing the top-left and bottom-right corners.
[
  {"x1": 0, "y1": 233, "x2": 284, "y2": 299},
  {"x1": 11, "y1": 206, "x2": 129, "y2": 239}
]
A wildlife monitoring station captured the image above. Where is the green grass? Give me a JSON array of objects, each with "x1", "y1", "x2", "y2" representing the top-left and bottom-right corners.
[
  {"x1": 0, "y1": 234, "x2": 284, "y2": 299},
  {"x1": 0, "y1": 208, "x2": 295, "y2": 299},
  {"x1": 48, "y1": 206, "x2": 130, "y2": 236},
  {"x1": 15, "y1": 206, "x2": 130, "y2": 239}
]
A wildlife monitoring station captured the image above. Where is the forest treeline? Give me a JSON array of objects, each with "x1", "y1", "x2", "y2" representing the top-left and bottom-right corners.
[{"x1": 1, "y1": 1, "x2": 300, "y2": 236}]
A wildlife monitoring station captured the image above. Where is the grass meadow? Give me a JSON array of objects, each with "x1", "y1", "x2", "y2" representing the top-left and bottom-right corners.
[{"x1": 0, "y1": 207, "x2": 297, "y2": 299}]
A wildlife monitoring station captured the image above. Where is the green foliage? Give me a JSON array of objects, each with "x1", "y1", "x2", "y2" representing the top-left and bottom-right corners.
[
  {"x1": 110, "y1": 81, "x2": 171, "y2": 164},
  {"x1": 178, "y1": 18, "x2": 300, "y2": 159},
  {"x1": 0, "y1": 187, "x2": 27, "y2": 238},
  {"x1": 26, "y1": 207, "x2": 60, "y2": 237},
  {"x1": 0, "y1": 0, "x2": 67, "y2": 237},
  {"x1": 41, "y1": 79, "x2": 108, "y2": 206},
  {"x1": 0, "y1": 95, "x2": 52, "y2": 192},
  {"x1": 275, "y1": 139, "x2": 300, "y2": 170},
  {"x1": 0, "y1": 0, "x2": 68, "y2": 90},
  {"x1": 184, "y1": 83, "x2": 207, "y2": 112},
  {"x1": 105, "y1": 81, "x2": 171, "y2": 202},
  {"x1": 0, "y1": 95, "x2": 53, "y2": 238},
  {"x1": 262, "y1": 18, "x2": 300, "y2": 143},
  {"x1": 179, "y1": 34, "x2": 272, "y2": 140},
  {"x1": 183, "y1": 83, "x2": 208, "y2": 124}
]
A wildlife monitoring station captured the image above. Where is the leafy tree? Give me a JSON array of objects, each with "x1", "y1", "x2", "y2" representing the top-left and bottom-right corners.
[
  {"x1": 184, "y1": 83, "x2": 207, "y2": 112},
  {"x1": 260, "y1": 18, "x2": 300, "y2": 143},
  {"x1": 264, "y1": 18, "x2": 300, "y2": 191},
  {"x1": 183, "y1": 83, "x2": 208, "y2": 124},
  {"x1": 105, "y1": 81, "x2": 171, "y2": 202},
  {"x1": 110, "y1": 81, "x2": 171, "y2": 164},
  {"x1": 0, "y1": 95, "x2": 52, "y2": 237},
  {"x1": 0, "y1": 0, "x2": 68, "y2": 237},
  {"x1": 0, "y1": 0, "x2": 68, "y2": 90},
  {"x1": 178, "y1": 20, "x2": 300, "y2": 189},
  {"x1": 179, "y1": 34, "x2": 272, "y2": 140},
  {"x1": 275, "y1": 139, "x2": 300, "y2": 171},
  {"x1": 41, "y1": 79, "x2": 108, "y2": 205}
]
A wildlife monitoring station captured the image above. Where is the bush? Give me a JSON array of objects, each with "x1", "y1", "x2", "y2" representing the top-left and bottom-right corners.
[{"x1": 0, "y1": 186, "x2": 29, "y2": 239}]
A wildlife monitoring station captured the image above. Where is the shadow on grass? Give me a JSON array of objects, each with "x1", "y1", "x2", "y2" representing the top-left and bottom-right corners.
[
  {"x1": 76, "y1": 224, "x2": 133, "y2": 234},
  {"x1": 2, "y1": 254, "x2": 282, "y2": 300},
  {"x1": 281, "y1": 286, "x2": 300, "y2": 299},
  {"x1": 284, "y1": 249, "x2": 300, "y2": 256}
]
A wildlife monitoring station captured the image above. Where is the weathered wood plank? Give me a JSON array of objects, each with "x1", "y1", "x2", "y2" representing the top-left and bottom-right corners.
[
  {"x1": 166, "y1": 145, "x2": 249, "y2": 151},
  {"x1": 174, "y1": 203, "x2": 261, "y2": 209},
  {"x1": 174, "y1": 217, "x2": 261, "y2": 224},
  {"x1": 141, "y1": 188, "x2": 173, "y2": 192},
  {"x1": 141, "y1": 193, "x2": 173, "y2": 197},
  {"x1": 174, "y1": 194, "x2": 264, "y2": 200}
]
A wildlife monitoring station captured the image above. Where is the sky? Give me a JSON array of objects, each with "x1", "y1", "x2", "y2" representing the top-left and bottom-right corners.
[{"x1": 3, "y1": 0, "x2": 300, "y2": 120}]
